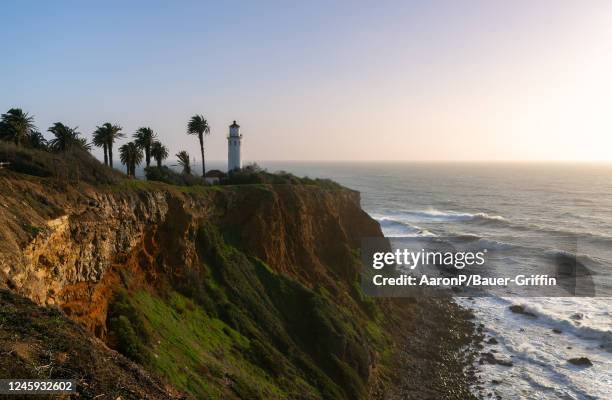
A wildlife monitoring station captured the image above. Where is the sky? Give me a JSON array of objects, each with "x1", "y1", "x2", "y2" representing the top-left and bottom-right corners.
[{"x1": 2, "y1": 0, "x2": 612, "y2": 162}]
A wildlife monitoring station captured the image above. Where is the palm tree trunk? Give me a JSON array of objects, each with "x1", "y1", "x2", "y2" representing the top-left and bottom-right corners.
[
  {"x1": 145, "y1": 148, "x2": 151, "y2": 167},
  {"x1": 157, "y1": 158, "x2": 162, "y2": 168},
  {"x1": 109, "y1": 145, "x2": 113, "y2": 168},
  {"x1": 103, "y1": 144, "x2": 108, "y2": 166},
  {"x1": 199, "y1": 134, "x2": 205, "y2": 177}
]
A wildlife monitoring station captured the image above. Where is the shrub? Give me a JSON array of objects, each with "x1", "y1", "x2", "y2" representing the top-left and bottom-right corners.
[
  {"x1": 107, "y1": 290, "x2": 149, "y2": 362},
  {"x1": 144, "y1": 166, "x2": 206, "y2": 186},
  {"x1": 224, "y1": 163, "x2": 342, "y2": 189},
  {"x1": 109, "y1": 315, "x2": 144, "y2": 362}
]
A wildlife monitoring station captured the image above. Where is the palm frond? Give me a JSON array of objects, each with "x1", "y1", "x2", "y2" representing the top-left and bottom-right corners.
[
  {"x1": 187, "y1": 115, "x2": 210, "y2": 136},
  {"x1": 48, "y1": 122, "x2": 88, "y2": 152},
  {"x1": 175, "y1": 150, "x2": 191, "y2": 174}
]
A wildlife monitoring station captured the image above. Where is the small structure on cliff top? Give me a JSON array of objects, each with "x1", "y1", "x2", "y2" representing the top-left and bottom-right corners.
[
  {"x1": 227, "y1": 120, "x2": 242, "y2": 171},
  {"x1": 205, "y1": 169, "x2": 226, "y2": 184}
]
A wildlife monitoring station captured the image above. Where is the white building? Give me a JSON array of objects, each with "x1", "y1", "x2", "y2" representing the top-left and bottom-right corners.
[
  {"x1": 204, "y1": 169, "x2": 226, "y2": 184},
  {"x1": 227, "y1": 120, "x2": 242, "y2": 171}
]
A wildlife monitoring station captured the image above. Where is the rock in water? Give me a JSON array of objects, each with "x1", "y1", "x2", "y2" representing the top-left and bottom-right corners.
[
  {"x1": 480, "y1": 352, "x2": 513, "y2": 367},
  {"x1": 508, "y1": 305, "x2": 537, "y2": 318},
  {"x1": 568, "y1": 357, "x2": 593, "y2": 367}
]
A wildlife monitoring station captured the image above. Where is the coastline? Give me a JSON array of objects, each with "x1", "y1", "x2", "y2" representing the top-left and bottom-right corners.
[{"x1": 8, "y1": 154, "x2": 607, "y2": 399}]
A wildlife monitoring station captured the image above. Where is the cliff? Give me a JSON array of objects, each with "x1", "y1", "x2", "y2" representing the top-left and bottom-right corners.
[
  {"x1": 0, "y1": 158, "x2": 478, "y2": 400},
  {"x1": 0, "y1": 169, "x2": 388, "y2": 399}
]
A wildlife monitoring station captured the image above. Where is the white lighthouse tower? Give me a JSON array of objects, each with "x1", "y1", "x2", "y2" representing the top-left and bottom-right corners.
[{"x1": 227, "y1": 120, "x2": 242, "y2": 171}]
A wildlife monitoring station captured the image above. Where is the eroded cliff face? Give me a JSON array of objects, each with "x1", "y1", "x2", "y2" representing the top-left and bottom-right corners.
[
  {"x1": 0, "y1": 172, "x2": 386, "y2": 399},
  {"x1": 0, "y1": 177, "x2": 171, "y2": 334},
  {"x1": 0, "y1": 176, "x2": 379, "y2": 330}
]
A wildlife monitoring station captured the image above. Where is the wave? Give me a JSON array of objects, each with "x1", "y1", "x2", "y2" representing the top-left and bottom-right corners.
[
  {"x1": 392, "y1": 209, "x2": 507, "y2": 224},
  {"x1": 544, "y1": 249, "x2": 603, "y2": 268},
  {"x1": 392, "y1": 209, "x2": 612, "y2": 244},
  {"x1": 393, "y1": 210, "x2": 612, "y2": 247},
  {"x1": 508, "y1": 301, "x2": 612, "y2": 350},
  {"x1": 376, "y1": 217, "x2": 436, "y2": 237},
  {"x1": 446, "y1": 233, "x2": 516, "y2": 251},
  {"x1": 377, "y1": 211, "x2": 519, "y2": 249},
  {"x1": 452, "y1": 233, "x2": 482, "y2": 240},
  {"x1": 476, "y1": 238, "x2": 515, "y2": 250}
]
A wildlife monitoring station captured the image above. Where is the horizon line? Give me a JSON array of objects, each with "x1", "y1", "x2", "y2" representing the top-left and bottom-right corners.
[{"x1": 162, "y1": 159, "x2": 612, "y2": 164}]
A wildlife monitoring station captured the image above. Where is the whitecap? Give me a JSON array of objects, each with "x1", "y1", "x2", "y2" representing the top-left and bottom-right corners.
[
  {"x1": 397, "y1": 209, "x2": 507, "y2": 224},
  {"x1": 375, "y1": 216, "x2": 438, "y2": 237}
]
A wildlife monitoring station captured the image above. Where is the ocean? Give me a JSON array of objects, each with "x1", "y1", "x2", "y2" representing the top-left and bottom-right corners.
[{"x1": 256, "y1": 161, "x2": 612, "y2": 400}]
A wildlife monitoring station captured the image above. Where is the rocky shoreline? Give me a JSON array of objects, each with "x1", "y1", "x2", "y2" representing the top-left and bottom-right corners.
[{"x1": 370, "y1": 294, "x2": 483, "y2": 400}]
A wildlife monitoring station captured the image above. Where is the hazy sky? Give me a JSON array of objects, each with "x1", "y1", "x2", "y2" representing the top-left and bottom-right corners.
[{"x1": 2, "y1": 1, "x2": 612, "y2": 162}]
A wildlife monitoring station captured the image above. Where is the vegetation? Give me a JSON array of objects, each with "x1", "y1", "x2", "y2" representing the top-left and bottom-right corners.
[
  {"x1": 0, "y1": 106, "x2": 345, "y2": 191},
  {"x1": 134, "y1": 127, "x2": 157, "y2": 168},
  {"x1": 175, "y1": 150, "x2": 191, "y2": 175},
  {"x1": 47, "y1": 122, "x2": 91, "y2": 152},
  {"x1": 119, "y1": 142, "x2": 143, "y2": 177},
  {"x1": 92, "y1": 126, "x2": 108, "y2": 165},
  {"x1": 105, "y1": 123, "x2": 123, "y2": 168},
  {"x1": 224, "y1": 163, "x2": 342, "y2": 189},
  {"x1": 187, "y1": 114, "x2": 210, "y2": 176},
  {"x1": 151, "y1": 141, "x2": 169, "y2": 167},
  {"x1": 0, "y1": 108, "x2": 36, "y2": 146},
  {"x1": 107, "y1": 290, "x2": 149, "y2": 363},
  {"x1": 26, "y1": 130, "x2": 48, "y2": 150},
  {"x1": 145, "y1": 166, "x2": 205, "y2": 186},
  {"x1": 103, "y1": 220, "x2": 385, "y2": 400},
  {"x1": 93, "y1": 123, "x2": 123, "y2": 167},
  {"x1": 0, "y1": 141, "x2": 123, "y2": 184}
]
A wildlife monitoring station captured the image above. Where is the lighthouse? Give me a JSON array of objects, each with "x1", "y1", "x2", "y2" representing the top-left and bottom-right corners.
[{"x1": 227, "y1": 120, "x2": 242, "y2": 171}]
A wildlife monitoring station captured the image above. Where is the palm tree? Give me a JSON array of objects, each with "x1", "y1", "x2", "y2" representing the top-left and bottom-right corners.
[
  {"x1": 134, "y1": 127, "x2": 157, "y2": 167},
  {"x1": 48, "y1": 122, "x2": 90, "y2": 152},
  {"x1": 0, "y1": 108, "x2": 36, "y2": 146},
  {"x1": 27, "y1": 131, "x2": 48, "y2": 150},
  {"x1": 100, "y1": 123, "x2": 123, "y2": 168},
  {"x1": 92, "y1": 125, "x2": 109, "y2": 165},
  {"x1": 119, "y1": 142, "x2": 143, "y2": 177},
  {"x1": 151, "y1": 141, "x2": 169, "y2": 168},
  {"x1": 176, "y1": 151, "x2": 191, "y2": 175},
  {"x1": 187, "y1": 115, "x2": 210, "y2": 177}
]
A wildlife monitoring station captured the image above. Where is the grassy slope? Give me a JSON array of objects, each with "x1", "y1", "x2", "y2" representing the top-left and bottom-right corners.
[{"x1": 107, "y1": 222, "x2": 389, "y2": 399}]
